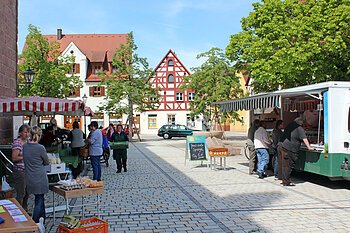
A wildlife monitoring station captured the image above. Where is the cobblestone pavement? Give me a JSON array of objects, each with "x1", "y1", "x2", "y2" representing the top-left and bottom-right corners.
[{"x1": 40, "y1": 135, "x2": 350, "y2": 233}]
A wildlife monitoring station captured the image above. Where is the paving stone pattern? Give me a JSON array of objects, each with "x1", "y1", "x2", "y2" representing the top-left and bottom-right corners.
[{"x1": 38, "y1": 137, "x2": 350, "y2": 233}]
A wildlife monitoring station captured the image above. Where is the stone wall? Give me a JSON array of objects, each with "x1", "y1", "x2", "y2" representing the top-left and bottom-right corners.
[{"x1": 0, "y1": 0, "x2": 18, "y2": 143}]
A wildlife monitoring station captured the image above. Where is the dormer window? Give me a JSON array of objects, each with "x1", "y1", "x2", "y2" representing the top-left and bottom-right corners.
[
  {"x1": 168, "y1": 59, "x2": 174, "y2": 66},
  {"x1": 168, "y1": 74, "x2": 174, "y2": 83},
  {"x1": 94, "y1": 65, "x2": 101, "y2": 74}
]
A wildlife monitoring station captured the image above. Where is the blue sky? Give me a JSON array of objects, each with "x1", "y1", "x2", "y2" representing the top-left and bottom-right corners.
[{"x1": 18, "y1": 0, "x2": 258, "y2": 70}]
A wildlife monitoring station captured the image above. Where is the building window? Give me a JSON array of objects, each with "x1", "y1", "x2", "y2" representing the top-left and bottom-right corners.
[
  {"x1": 168, "y1": 59, "x2": 174, "y2": 66},
  {"x1": 168, "y1": 74, "x2": 174, "y2": 83},
  {"x1": 187, "y1": 114, "x2": 195, "y2": 127},
  {"x1": 176, "y1": 92, "x2": 183, "y2": 101},
  {"x1": 188, "y1": 92, "x2": 195, "y2": 101},
  {"x1": 91, "y1": 112, "x2": 104, "y2": 128},
  {"x1": 109, "y1": 113, "x2": 122, "y2": 125},
  {"x1": 94, "y1": 65, "x2": 101, "y2": 74},
  {"x1": 71, "y1": 64, "x2": 76, "y2": 73},
  {"x1": 148, "y1": 114, "x2": 157, "y2": 129},
  {"x1": 89, "y1": 86, "x2": 105, "y2": 97},
  {"x1": 69, "y1": 64, "x2": 80, "y2": 74},
  {"x1": 167, "y1": 114, "x2": 175, "y2": 124},
  {"x1": 112, "y1": 65, "x2": 118, "y2": 73},
  {"x1": 69, "y1": 88, "x2": 80, "y2": 97}
]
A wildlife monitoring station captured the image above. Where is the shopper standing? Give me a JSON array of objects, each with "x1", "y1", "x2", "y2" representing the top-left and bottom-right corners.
[
  {"x1": 247, "y1": 119, "x2": 260, "y2": 175},
  {"x1": 280, "y1": 117, "x2": 314, "y2": 186},
  {"x1": 23, "y1": 126, "x2": 49, "y2": 223},
  {"x1": 87, "y1": 121, "x2": 103, "y2": 181},
  {"x1": 272, "y1": 120, "x2": 284, "y2": 179},
  {"x1": 70, "y1": 121, "x2": 85, "y2": 178},
  {"x1": 254, "y1": 122, "x2": 271, "y2": 179},
  {"x1": 111, "y1": 124, "x2": 129, "y2": 173},
  {"x1": 11, "y1": 124, "x2": 30, "y2": 211}
]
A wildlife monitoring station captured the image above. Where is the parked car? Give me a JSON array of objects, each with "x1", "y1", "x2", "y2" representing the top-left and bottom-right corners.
[{"x1": 157, "y1": 124, "x2": 194, "y2": 139}]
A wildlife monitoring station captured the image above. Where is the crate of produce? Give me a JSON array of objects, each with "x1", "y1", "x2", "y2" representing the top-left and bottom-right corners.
[
  {"x1": 58, "y1": 217, "x2": 108, "y2": 233},
  {"x1": 208, "y1": 147, "x2": 228, "y2": 157},
  {"x1": 109, "y1": 141, "x2": 129, "y2": 149}
]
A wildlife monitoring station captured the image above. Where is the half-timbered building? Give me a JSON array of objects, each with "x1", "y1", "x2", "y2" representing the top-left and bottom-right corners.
[{"x1": 139, "y1": 50, "x2": 203, "y2": 134}]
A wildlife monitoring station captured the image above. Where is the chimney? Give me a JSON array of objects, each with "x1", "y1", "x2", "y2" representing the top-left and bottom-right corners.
[{"x1": 57, "y1": 28, "x2": 63, "y2": 40}]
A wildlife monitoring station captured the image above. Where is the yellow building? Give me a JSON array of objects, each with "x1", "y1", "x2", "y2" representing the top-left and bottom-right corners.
[{"x1": 228, "y1": 72, "x2": 250, "y2": 132}]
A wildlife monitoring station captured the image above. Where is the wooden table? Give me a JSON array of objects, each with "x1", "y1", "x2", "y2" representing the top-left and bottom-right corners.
[
  {"x1": 0, "y1": 198, "x2": 38, "y2": 233},
  {"x1": 50, "y1": 186, "x2": 104, "y2": 223}
]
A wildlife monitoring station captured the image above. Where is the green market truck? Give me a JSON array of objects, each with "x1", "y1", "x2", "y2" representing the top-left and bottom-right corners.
[{"x1": 216, "y1": 81, "x2": 350, "y2": 181}]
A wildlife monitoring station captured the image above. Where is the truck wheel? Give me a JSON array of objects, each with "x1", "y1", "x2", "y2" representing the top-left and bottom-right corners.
[{"x1": 163, "y1": 133, "x2": 171, "y2": 139}]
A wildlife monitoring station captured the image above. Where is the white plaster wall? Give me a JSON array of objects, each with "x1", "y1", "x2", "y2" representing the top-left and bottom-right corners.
[{"x1": 139, "y1": 111, "x2": 203, "y2": 135}]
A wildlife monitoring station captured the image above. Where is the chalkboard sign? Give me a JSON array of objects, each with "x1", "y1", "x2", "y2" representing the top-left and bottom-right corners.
[{"x1": 187, "y1": 136, "x2": 207, "y2": 161}]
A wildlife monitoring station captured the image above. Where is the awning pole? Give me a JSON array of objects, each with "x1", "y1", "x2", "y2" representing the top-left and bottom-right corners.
[{"x1": 317, "y1": 93, "x2": 323, "y2": 145}]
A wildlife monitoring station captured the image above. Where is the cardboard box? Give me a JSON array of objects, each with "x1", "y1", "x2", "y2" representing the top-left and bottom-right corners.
[{"x1": 46, "y1": 163, "x2": 66, "y2": 174}]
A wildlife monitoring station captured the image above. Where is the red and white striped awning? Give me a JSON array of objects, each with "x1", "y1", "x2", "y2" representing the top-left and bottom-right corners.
[{"x1": 0, "y1": 96, "x2": 94, "y2": 116}]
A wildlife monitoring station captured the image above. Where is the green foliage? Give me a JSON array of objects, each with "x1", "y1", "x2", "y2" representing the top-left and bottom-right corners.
[
  {"x1": 100, "y1": 32, "x2": 160, "y2": 115},
  {"x1": 182, "y1": 48, "x2": 243, "y2": 119},
  {"x1": 18, "y1": 24, "x2": 82, "y2": 97},
  {"x1": 226, "y1": 0, "x2": 350, "y2": 93}
]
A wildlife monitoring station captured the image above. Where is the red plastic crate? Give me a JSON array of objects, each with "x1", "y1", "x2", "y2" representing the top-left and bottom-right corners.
[{"x1": 58, "y1": 217, "x2": 108, "y2": 233}]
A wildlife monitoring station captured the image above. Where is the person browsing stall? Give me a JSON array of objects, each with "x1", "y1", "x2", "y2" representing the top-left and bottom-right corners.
[
  {"x1": 23, "y1": 126, "x2": 49, "y2": 223},
  {"x1": 70, "y1": 121, "x2": 85, "y2": 178},
  {"x1": 279, "y1": 117, "x2": 314, "y2": 186},
  {"x1": 247, "y1": 119, "x2": 260, "y2": 175},
  {"x1": 272, "y1": 120, "x2": 284, "y2": 179},
  {"x1": 86, "y1": 121, "x2": 103, "y2": 181},
  {"x1": 254, "y1": 121, "x2": 271, "y2": 179},
  {"x1": 11, "y1": 124, "x2": 30, "y2": 211},
  {"x1": 111, "y1": 124, "x2": 129, "y2": 173}
]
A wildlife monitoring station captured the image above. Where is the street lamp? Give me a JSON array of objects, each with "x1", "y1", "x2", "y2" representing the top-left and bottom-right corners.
[
  {"x1": 82, "y1": 94, "x2": 88, "y2": 134},
  {"x1": 23, "y1": 68, "x2": 35, "y2": 85}
]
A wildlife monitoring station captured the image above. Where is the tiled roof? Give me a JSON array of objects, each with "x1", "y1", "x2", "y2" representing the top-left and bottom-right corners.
[{"x1": 42, "y1": 33, "x2": 128, "y2": 62}]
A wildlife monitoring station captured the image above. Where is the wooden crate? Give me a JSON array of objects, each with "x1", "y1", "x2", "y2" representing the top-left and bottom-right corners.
[{"x1": 208, "y1": 148, "x2": 228, "y2": 156}]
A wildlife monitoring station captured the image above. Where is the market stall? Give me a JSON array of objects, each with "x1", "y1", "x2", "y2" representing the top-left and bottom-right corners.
[
  {"x1": 215, "y1": 81, "x2": 350, "y2": 181},
  {"x1": 0, "y1": 96, "x2": 94, "y2": 178}
]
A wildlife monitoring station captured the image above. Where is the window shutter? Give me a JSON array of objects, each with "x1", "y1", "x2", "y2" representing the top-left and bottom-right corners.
[
  {"x1": 101, "y1": 86, "x2": 105, "y2": 96},
  {"x1": 76, "y1": 64, "x2": 80, "y2": 73},
  {"x1": 89, "y1": 87, "x2": 94, "y2": 97}
]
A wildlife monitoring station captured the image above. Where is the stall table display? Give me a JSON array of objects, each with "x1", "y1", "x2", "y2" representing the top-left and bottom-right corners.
[
  {"x1": 51, "y1": 181, "x2": 104, "y2": 223},
  {"x1": 0, "y1": 198, "x2": 38, "y2": 233},
  {"x1": 208, "y1": 148, "x2": 229, "y2": 170}
]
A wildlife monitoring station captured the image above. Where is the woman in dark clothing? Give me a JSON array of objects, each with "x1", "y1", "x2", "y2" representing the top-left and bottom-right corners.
[
  {"x1": 23, "y1": 126, "x2": 49, "y2": 223},
  {"x1": 70, "y1": 121, "x2": 85, "y2": 178},
  {"x1": 272, "y1": 120, "x2": 284, "y2": 179},
  {"x1": 111, "y1": 124, "x2": 129, "y2": 173}
]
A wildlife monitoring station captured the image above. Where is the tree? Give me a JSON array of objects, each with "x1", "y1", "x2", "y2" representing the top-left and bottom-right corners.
[
  {"x1": 181, "y1": 48, "x2": 243, "y2": 130},
  {"x1": 18, "y1": 24, "x2": 82, "y2": 97},
  {"x1": 226, "y1": 0, "x2": 350, "y2": 93},
  {"x1": 100, "y1": 32, "x2": 160, "y2": 140}
]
